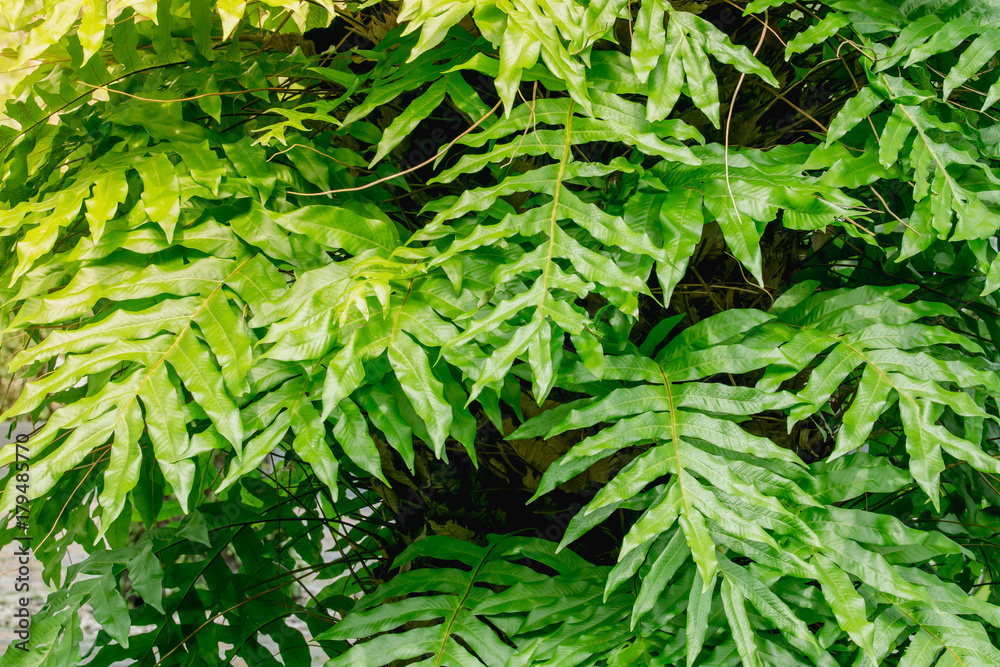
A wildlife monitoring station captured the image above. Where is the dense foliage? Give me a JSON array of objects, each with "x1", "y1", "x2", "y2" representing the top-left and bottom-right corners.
[{"x1": 2, "y1": 0, "x2": 1000, "y2": 664}]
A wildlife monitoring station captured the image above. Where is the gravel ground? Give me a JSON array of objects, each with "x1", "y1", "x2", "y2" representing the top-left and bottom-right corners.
[{"x1": 1, "y1": 422, "x2": 338, "y2": 664}]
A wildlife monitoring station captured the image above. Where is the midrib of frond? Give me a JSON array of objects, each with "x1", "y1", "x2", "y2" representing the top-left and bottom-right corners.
[
  {"x1": 878, "y1": 70, "x2": 966, "y2": 211},
  {"x1": 658, "y1": 367, "x2": 692, "y2": 520},
  {"x1": 538, "y1": 101, "x2": 574, "y2": 304},
  {"x1": 434, "y1": 543, "x2": 496, "y2": 667},
  {"x1": 878, "y1": 592, "x2": 970, "y2": 667},
  {"x1": 835, "y1": 337, "x2": 912, "y2": 407}
]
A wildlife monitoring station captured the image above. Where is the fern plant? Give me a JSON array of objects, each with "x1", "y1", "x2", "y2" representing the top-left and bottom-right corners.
[{"x1": 1, "y1": 0, "x2": 1000, "y2": 665}]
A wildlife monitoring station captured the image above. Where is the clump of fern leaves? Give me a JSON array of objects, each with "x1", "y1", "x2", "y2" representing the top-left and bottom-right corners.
[{"x1": 1, "y1": 0, "x2": 1000, "y2": 665}]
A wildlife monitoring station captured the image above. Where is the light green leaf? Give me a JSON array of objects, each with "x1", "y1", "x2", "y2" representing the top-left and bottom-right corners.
[
  {"x1": 218, "y1": 409, "x2": 292, "y2": 493},
  {"x1": 6, "y1": 297, "x2": 199, "y2": 371},
  {"x1": 899, "y1": 631, "x2": 943, "y2": 667},
  {"x1": 97, "y1": 400, "x2": 144, "y2": 539},
  {"x1": 632, "y1": 528, "x2": 690, "y2": 627},
  {"x1": 985, "y1": 252, "x2": 1000, "y2": 295},
  {"x1": 194, "y1": 293, "x2": 253, "y2": 397},
  {"x1": 631, "y1": 0, "x2": 666, "y2": 83},
  {"x1": 292, "y1": 397, "x2": 342, "y2": 492},
  {"x1": 135, "y1": 153, "x2": 181, "y2": 243},
  {"x1": 721, "y1": 577, "x2": 762, "y2": 667},
  {"x1": 657, "y1": 181, "x2": 705, "y2": 304},
  {"x1": 389, "y1": 332, "x2": 453, "y2": 457},
  {"x1": 829, "y1": 364, "x2": 893, "y2": 459},
  {"x1": 943, "y1": 29, "x2": 1000, "y2": 99},
  {"x1": 80, "y1": 574, "x2": 130, "y2": 648},
  {"x1": 0, "y1": 403, "x2": 121, "y2": 515},
  {"x1": 814, "y1": 553, "x2": 876, "y2": 662},
  {"x1": 357, "y1": 385, "x2": 415, "y2": 471},
  {"x1": 166, "y1": 328, "x2": 243, "y2": 449},
  {"x1": 680, "y1": 10, "x2": 779, "y2": 87},
  {"x1": 85, "y1": 170, "x2": 128, "y2": 243},
  {"x1": 900, "y1": 399, "x2": 946, "y2": 508},
  {"x1": 79, "y1": 0, "x2": 108, "y2": 63},
  {"x1": 719, "y1": 552, "x2": 830, "y2": 664},
  {"x1": 527, "y1": 318, "x2": 557, "y2": 403},
  {"x1": 680, "y1": 491, "x2": 718, "y2": 588},
  {"x1": 687, "y1": 570, "x2": 717, "y2": 666},
  {"x1": 826, "y1": 88, "x2": 882, "y2": 147},
  {"x1": 126, "y1": 538, "x2": 164, "y2": 614},
  {"x1": 218, "y1": 0, "x2": 247, "y2": 38},
  {"x1": 816, "y1": 531, "x2": 924, "y2": 602},
  {"x1": 370, "y1": 77, "x2": 449, "y2": 167},
  {"x1": 273, "y1": 204, "x2": 400, "y2": 256},
  {"x1": 333, "y1": 397, "x2": 386, "y2": 483},
  {"x1": 785, "y1": 13, "x2": 849, "y2": 58}
]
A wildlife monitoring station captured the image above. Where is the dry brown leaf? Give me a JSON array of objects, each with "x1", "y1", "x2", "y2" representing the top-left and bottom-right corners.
[{"x1": 428, "y1": 520, "x2": 476, "y2": 542}]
